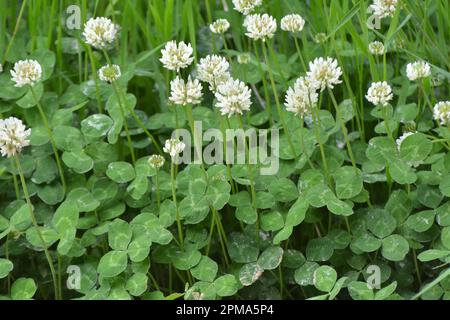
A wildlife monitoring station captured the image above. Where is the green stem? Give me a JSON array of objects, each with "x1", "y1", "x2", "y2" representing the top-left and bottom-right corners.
[
  {"x1": 171, "y1": 160, "x2": 184, "y2": 248},
  {"x1": 111, "y1": 82, "x2": 136, "y2": 164},
  {"x1": 293, "y1": 36, "x2": 307, "y2": 72},
  {"x1": 261, "y1": 41, "x2": 297, "y2": 158},
  {"x1": 2, "y1": 0, "x2": 27, "y2": 64},
  {"x1": 14, "y1": 156, "x2": 59, "y2": 300},
  {"x1": 328, "y1": 88, "x2": 357, "y2": 169},
  {"x1": 30, "y1": 86, "x2": 67, "y2": 194}
]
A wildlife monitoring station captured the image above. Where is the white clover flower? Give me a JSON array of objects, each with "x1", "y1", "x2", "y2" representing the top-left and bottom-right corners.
[
  {"x1": 163, "y1": 138, "x2": 186, "y2": 158},
  {"x1": 83, "y1": 17, "x2": 119, "y2": 50},
  {"x1": 284, "y1": 77, "x2": 319, "y2": 116},
  {"x1": 148, "y1": 154, "x2": 165, "y2": 169},
  {"x1": 244, "y1": 14, "x2": 277, "y2": 41},
  {"x1": 215, "y1": 78, "x2": 252, "y2": 117},
  {"x1": 196, "y1": 55, "x2": 231, "y2": 91},
  {"x1": 169, "y1": 76, "x2": 203, "y2": 106},
  {"x1": 280, "y1": 14, "x2": 305, "y2": 33},
  {"x1": 369, "y1": 0, "x2": 398, "y2": 19},
  {"x1": 396, "y1": 131, "x2": 415, "y2": 150},
  {"x1": 232, "y1": 0, "x2": 262, "y2": 15},
  {"x1": 0, "y1": 63, "x2": 3, "y2": 73},
  {"x1": 0, "y1": 117, "x2": 31, "y2": 158},
  {"x1": 307, "y1": 57, "x2": 343, "y2": 91},
  {"x1": 369, "y1": 41, "x2": 386, "y2": 56},
  {"x1": 10, "y1": 59, "x2": 42, "y2": 87},
  {"x1": 365, "y1": 81, "x2": 394, "y2": 106},
  {"x1": 406, "y1": 61, "x2": 431, "y2": 81},
  {"x1": 433, "y1": 101, "x2": 450, "y2": 125},
  {"x1": 98, "y1": 64, "x2": 121, "y2": 83},
  {"x1": 160, "y1": 41, "x2": 194, "y2": 72},
  {"x1": 210, "y1": 19, "x2": 230, "y2": 34}
]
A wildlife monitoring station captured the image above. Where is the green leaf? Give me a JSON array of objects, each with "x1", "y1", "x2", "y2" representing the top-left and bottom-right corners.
[
  {"x1": 294, "y1": 261, "x2": 319, "y2": 286},
  {"x1": 306, "y1": 237, "x2": 334, "y2": 262},
  {"x1": 236, "y1": 205, "x2": 257, "y2": 225},
  {"x1": 172, "y1": 249, "x2": 202, "y2": 270},
  {"x1": 366, "y1": 209, "x2": 396, "y2": 238},
  {"x1": 406, "y1": 210, "x2": 435, "y2": 233},
  {"x1": 334, "y1": 166, "x2": 363, "y2": 199},
  {"x1": 0, "y1": 259, "x2": 13, "y2": 279},
  {"x1": 285, "y1": 197, "x2": 308, "y2": 226},
  {"x1": 348, "y1": 281, "x2": 374, "y2": 300},
  {"x1": 239, "y1": 263, "x2": 264, "y2": 286},
  {"x1": 417, "y1": 250, "x2": 450, "y2": 262},
  {"x1": 26, "y1": 226, "x2": 59, "y2": 248},
  {"x1": 191, "y1": 256, "x2": 218, "y2": 282},
  {"x1": 53, "y1": 125, "x2": 85, "y2": 151},
  {"x1": 439, "y1": 174, "x2": 450, "y2": 197},
  {"x1": 313, "y1": 266, "x2": 337, "y2": 292},
  {"x1": 227, "y1": 233, "x2": 259, "y2": 263},
  {"x1": 81, "y1": 114, "x2": 114, "y2": 139},
  {"x1": 97, "y1": 250, "x2": 128, "y2": 278},
  {"x1": 11, "y1": 278, "x2": 37, "y2": 300},
  {"x1": 257, "y1": 246, "x2": 284, "y2": 270},
  {"x1": 62, "y1": 150, "x2": 94, "y2": 174},
  {"x1": 260, "y1": 211, "x2": 284, "y2": 232},
  {"x1": 441, "y1": 227, "x2": 450, "y2": 250},
  {"x1": 375, "y1": 281, "x2": 397, "y2": 300},
  {"x1": 106, "y1": 162, "x2": 136, "y2": 184},
  {"x1": 126, "y1": 273, "x2": 148, "y2": 296},
  {"x1": 399, "y1": 133, "x2": 432, "y2": 165},
  {"x1": 381, "y1": 234, "x2": 409, "y2": 261},
  {"x1": 213, "y1": 275, "x2": 238, "y2": 297},
  {"x1": 108, "y1": 219, "x2": 132, "y2": 250}
]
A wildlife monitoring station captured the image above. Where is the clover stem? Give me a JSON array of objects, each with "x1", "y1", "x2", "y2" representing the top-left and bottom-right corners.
[
  {"x1": 10, "y1": 158, "x2": 20, "y2": 198},
  {"x1": 293, "y1": 36, "x2": 307, "y2": 72},
  {"x1": 111, "y1": 81, "x2": 136, "y2": 164},
  {"x1": 171, "y1": 160, "x2": 184, "y2": 248},
  {"x1": 261, "y1": 41, "x2": 297, "y2": 158},
  {"x1": 299, "y1": 116, "x2": 315, "y2": 169},
  {"x1": 311, "y1": 107, "x2": 331, "y2": 186},
  {"x1": 14, "y1": 156, "x2": 59, "y2": 300},
  {"x1": 253, "y1": 41, "x2": 273, "y2": 126},
  {"x1": 328, "y1": 88, "x2": 357, "y2": 170},
  {"x1": 30, "y1": 86, "x2": 67, "y2": 194},
  {"x1": 155, "y1": 169, "x2": 161, "y2": 209}
]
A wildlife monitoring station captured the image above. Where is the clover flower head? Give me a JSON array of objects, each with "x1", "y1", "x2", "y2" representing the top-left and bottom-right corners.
[
  {"x1": 160, "y1": 41, "x2": 194, "y2": 72},
  {"x1": 369, "y1": 0, "x2": 398, "y2": 19},
  {"x1": 163, "y1": 138, "x2": 186, "y2": 158},
  {"x1": 406, "y1": 61, "x2": 431, "y2": 81},
  {"x1": 169, "y1": 76, "x2": 203, "y2": 106},
  {"x1": 307, "y1": 57, "x2": 342, "y2": 91},
  {"x1": 214, "y1": 78, "x2": 252, "y2": 117},
  {"x1": 284, "y1": 76, "x2": 319, "y2": 116},
  {"x1": 0, "y1": 117, "x2": 31, "y2": 158},
  {"x1": 281, "y1": 14, "x2": 305, "y2": 33},
  {"x1": 210, "y1": 19, "x2": 230, "y2": 34},
  {"x1": 369, "y1": 41, "x2": 386, "y2": 56},
  {"x1": 244, "y1": 14, "x2": 277, "y2": 41},
  {"x1": 83, "y1": 17, "x2": 119, "y2": 50},
  {"x1": 10, "y1": 59, "x2": 42, "y2": 87},
  {"x1": 232, "y1": 0, "x2": 262, "y2": 15},
  {"x1": 0, "y1": 63, "x2": 3, "y2": 73},
  {"x1": 366, "y1": 81, "x2": 394, "y2": 106},
  {"x1": 433, "y1": 101, "x2": 450, "y2": 126},
  {"x1": 196, "y1": 55, "x2": 230, "y2": 91},
  {"x1": 148, "y1": 154, "x2": 165, "y2": 169},
  {"x1": 98, "y1": 64, "x2": 121, "y2": 83}
]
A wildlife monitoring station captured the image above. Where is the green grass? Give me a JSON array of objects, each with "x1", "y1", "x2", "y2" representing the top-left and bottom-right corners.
[{"x1": 0, "y1": 0, "x2": 450, "y2": 300}]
